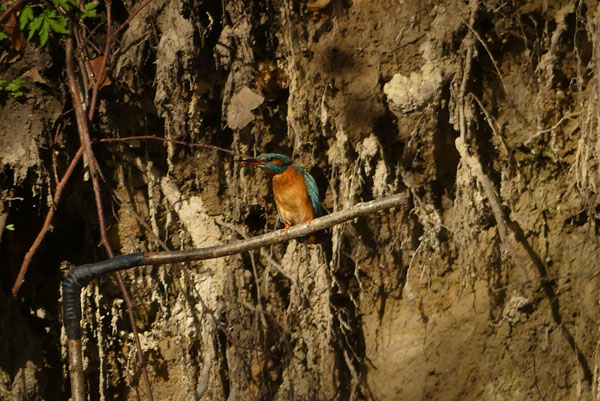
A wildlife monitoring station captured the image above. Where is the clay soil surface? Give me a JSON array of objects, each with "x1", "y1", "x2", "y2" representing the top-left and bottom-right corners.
[{"x1": 2, "y1": 0, "x2": 600, "y2": 400}]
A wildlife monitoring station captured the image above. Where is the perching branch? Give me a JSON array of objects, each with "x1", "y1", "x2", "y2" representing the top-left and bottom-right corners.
[{"x1": 143, "y1": 193, "x2": 407, "y2": 264}]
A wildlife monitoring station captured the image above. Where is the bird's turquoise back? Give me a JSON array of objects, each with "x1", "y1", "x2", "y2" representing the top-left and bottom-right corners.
[{"x1": 292, "y1": 164, "x2": 321, "y2": 216}]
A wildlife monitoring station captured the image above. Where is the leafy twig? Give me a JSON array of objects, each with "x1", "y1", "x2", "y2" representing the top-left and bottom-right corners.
[{"x1": 0, "y1": 0, "x2": 28, "y2": 25}]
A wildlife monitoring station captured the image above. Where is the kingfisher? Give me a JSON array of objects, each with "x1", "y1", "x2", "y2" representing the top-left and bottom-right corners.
[{"x1": 240, "y1": 153, "x2": 322, "y2": 236}]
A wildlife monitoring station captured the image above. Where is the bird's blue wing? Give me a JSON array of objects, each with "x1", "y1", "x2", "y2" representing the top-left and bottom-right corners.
[{"x1": 302, "y1": 170, "x2": 322, "y2": 216}]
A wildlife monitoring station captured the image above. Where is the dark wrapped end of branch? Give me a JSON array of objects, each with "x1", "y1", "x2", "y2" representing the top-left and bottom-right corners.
[{"x1": 62, "y1": 252, "x2": 145, "y2": 340}]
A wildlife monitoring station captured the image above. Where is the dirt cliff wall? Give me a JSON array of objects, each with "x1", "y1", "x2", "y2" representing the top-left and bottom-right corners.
[{"x1": 2, "y1": 0, "x2": 600, "y2": 400}]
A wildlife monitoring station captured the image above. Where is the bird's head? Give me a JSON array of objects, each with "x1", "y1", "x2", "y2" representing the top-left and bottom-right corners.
[{"x1": 240, "y1": 153, "x2": 292, "y2": 175}]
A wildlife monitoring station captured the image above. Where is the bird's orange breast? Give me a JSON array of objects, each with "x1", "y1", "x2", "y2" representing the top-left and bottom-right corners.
[{"x1": 272, "y1": 166, "x2": 316, "y2": 226}]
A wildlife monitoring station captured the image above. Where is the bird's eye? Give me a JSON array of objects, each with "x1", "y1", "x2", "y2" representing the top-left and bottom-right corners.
[{"x1": 266, "y1": 157, "x2": 273, "y2": 161}]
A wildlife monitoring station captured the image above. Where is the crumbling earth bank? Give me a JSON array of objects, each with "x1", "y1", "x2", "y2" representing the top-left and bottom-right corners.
[{"x1": 2, "y1": 0, "x2": 600, "y2": 400}]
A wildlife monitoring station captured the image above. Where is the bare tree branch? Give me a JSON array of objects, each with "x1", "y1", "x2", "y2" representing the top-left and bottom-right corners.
[
  {"x1": 65, "y1": 25, "x2": 154, "y2": 400},
  {"x1": 143, "y1": 192, "x2": 408, "y2": 265},
  {"x1": 11, "y1": 146, "x2": 85, "y2": 296}
]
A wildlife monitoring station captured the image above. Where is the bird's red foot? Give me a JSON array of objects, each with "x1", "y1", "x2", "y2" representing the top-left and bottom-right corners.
[{"x1": 284, "y1": 223, "x2": 291, "y2": 233}]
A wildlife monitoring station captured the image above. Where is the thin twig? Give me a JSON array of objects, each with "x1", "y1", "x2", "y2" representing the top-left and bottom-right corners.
[
  {"x1": 98, "y1": 135, "x2": 239, "y2": 156},
  {"x1": 525, "y1": 112, "x2": 581, "y2": 145},
  {"x1": 464, "y1": 13, "x2": 533, "y2": 128},
  {"x1": 88, "y1": 0, "x2": 155, "y2": 120},
  {"x1": 51, "y1": 99, "x2": 69, "y2": 185},
  {"x1": 74, "y1": 26, "x2": 91, "y2": 102},
  {"x1": 465, "y1": 22, "x2": 507, "y2": 94},
  {"x1": 12, "y1": 146, "x2": 84, "y2": 296},
  {"x1": 88, "y1": 0, "x2": 112, "y2": 121},
  {"x1": 111, "y1": 189, "x2": 168, "y2": 250},
  {"x1": 469, "y1": 93, "x2": 510, "y2": 156},
  {"x1": 455, "y1": 137, "x2": 530, "y2": 281},
  {"x1": 51, "y1": 122, "x2": 64, "y2": 185},
  {"x1": 111, "y1": 0, "x2": 154, "y2": 39},
  {"x1": 455, "y1": 0, "x2": 529, "y2": 282}
]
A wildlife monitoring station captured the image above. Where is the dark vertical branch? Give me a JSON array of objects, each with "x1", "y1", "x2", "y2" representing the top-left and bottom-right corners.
[{"x1": 65, "y1": 25, "x2": 154, "y2": 400}]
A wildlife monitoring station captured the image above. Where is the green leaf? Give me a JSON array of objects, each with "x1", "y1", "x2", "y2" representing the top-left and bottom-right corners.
[
  {"x1": 51, "y1": 0, "x2": 71, "y2": 12},
  {"x1": 39, "y1": 18, "x2": 49, "y2": 46},
  {"x1": 19, "y1": 5, "x2": 34, "y2": 30},
  {"x1": 81, "y1": 2, "x2": 97, "y2": 19},
  {"x1": 48, "y1": 15, "x2": 68, "y2": 34},
  {"x1": 27, "y1": 15, "x2": 43, "y2": 40},
  {"x1": 0, "y1": 31, "x2": 7, "y2": 41},
  {"x1": 5, "y1": 78, "x2": 25, "y2": 97},
  {"x1": 5, "y1": 224, "x2": 15, "y2": 231},
  {"x1": 5, "y1": 78, "x2": 25, "y2": 92}
]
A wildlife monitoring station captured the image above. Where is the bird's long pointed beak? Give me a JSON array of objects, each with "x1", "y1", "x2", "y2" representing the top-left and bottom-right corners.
[{"x1": 239, "y1": 157, "x2": 263, "y2": 166}]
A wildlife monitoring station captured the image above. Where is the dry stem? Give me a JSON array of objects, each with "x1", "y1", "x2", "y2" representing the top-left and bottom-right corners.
[
  {"x1": 11, "y1": 146, "x2": 84, "y2": 295},
  {"x1": 98, "y1": 135, "x2": 239, "y2": 156},
  {"x1": 66, "y1": 26, "x2": 154, "y2": 400}
]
